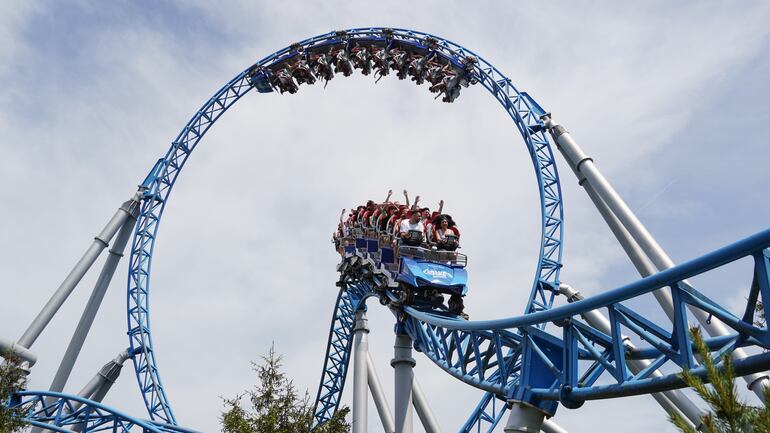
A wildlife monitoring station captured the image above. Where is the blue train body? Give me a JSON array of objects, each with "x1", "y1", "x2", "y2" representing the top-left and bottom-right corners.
[{"x1": 398, "y1": 257, "x2": 468, "y2": 296}]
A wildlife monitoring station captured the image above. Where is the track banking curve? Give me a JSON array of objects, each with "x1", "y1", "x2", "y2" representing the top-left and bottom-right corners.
[{"x1": 127, "y1": 27, "x2": 565, "y2": 425}]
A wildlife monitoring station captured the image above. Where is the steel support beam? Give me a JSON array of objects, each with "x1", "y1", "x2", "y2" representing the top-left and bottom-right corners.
[
  {"x1": 71, "y1": 349, "x2": 132, "y2": 433},
  {"x1": 366, "y1": 352, "x2": 395, "y2": 433},
  {"x1": 504, "y1": 401, "x2": 545, "y2": 433},
  {"x1": 541, "y1": 419, "x2": 569, "y2": 433},
  {"x1": 18, "y1": 194, "x2": 141, "y2": 349},
  {"x1": 412, "y1": 376, "x2": 442, "y2": 433},
  {"x1": 392, "y1": 332, "x2": 415, "y2": 433},
  {"x1": 352, "y1": 310, "x2": 369, "y2": 433},
  {"x1": 544, "y1": 115, "x2": 770, "y2": 401},
  {"x1": 48, "y1": 205, "x2": 138, "y2": 397},
  {"x1": 0, "y1": 337, "x2": 37, "y2": 366}
]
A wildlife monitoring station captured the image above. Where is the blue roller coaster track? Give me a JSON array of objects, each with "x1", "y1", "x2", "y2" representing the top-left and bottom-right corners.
[
  {"x1": 127, "y1": 27, "x2": 564, "y2": 427},
  {"x1": 5, "y1": 26, "x2": 770, "y2": 433}
]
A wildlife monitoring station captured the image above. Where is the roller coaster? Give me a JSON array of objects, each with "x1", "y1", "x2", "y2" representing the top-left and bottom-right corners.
[{"x1": 2, "y1": 27, "x2": 769, "y2": 433}]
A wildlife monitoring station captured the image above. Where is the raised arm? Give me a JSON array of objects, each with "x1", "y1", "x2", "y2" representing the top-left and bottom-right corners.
[
  {"x1": 384, "y1": 189, "x2": 393, "y2": 203},
  {"x1": 339, "y1": 208, "x2": 346, "y2": 223},
  {"x1": 412, "y1": 195, "x2": 421, "y2": 211},
  {"x1": 403, "y1": 189, "x2": 410, "y2": 207},
  {"x1": 438, "y1": 199, "x2": 444, "y2": 214}
]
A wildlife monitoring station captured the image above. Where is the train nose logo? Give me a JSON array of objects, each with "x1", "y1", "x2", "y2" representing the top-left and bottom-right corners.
[{"x1": 423, "y1": 268, "x2": 451, "y2": 280}]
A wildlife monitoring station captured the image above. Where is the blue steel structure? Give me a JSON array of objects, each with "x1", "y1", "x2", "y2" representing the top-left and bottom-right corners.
[
  {"x1": 10, "y1": 391, "x2": 198, "y2": 433},
  {"x1": 5, "y1": 26, "x2": 770, "y2": 433},
  {"x1": 126, "y1": 27, "x2": 565, "y2": 427}
]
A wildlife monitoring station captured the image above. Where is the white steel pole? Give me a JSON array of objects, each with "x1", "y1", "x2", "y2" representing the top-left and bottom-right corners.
[
  {"x1": 48, "y1": 204, "x2": 139, "y2": 396},
  {"x1": 366, "y1": 352, "x2": 395, "y2": 433},
  {"x1": 17, "y1": 194, "x2": 141, "y2": 349},
  {"x1": 0, "y1": 338, "x2": 37, "y2": 366},
  {"x1": 559, "y1": 157, "x2": 703, "y2": 428},
  {"x1": 70, "y1": 349, "x2": 132, "y2": 433},
  {"x1": 411, "y1": 376, "x2": 442, "y2": 433},
  {"x1": 541, "y1": 419, "x2": 569, "y2": 433},
  {"x1": 503, "y1": 401, "x2": 545, "y2": 433},
  {"x1": 352, "y1": 310, "x2": 369, "y2": 433},
  {"x1": 544, "y1": 116, "x2": 770, "y2": 401},
  {"x1": 560, "y1": 150, "x2": 675, "y2": 320},
  {"x1": 392, "y1": 332, "x2": 415, "y2": 433}
]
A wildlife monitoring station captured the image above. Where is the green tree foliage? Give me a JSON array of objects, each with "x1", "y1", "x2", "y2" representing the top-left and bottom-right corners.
[
  {"x1": 669, "y1": 328, "x2": 770, "y2": 433},
  {"x1": 0, "y1": 351, "x2": 28, "y2": 433},
  {"x1": 221, "y1": 344, "x2": 350, "y2": 433}
]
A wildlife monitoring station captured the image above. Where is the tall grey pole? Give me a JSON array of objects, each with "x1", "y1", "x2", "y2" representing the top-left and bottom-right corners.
[
  {"x1": 541, "y1": 419, "x2": 569, "y2": 433},
  {"x1": 17, "y1": 194, "x2": 141, "y2": 349},
  {"x1": 48, "y1": 203, "x2": 139, "y2": 397},
  {"x1": 69, "y1": 349, "x2": 132, "y2": 433},
  {"x1": 366, "y1": 352, "x2": 395, "y2": 433},
  {"x1": 503, "y1": 401, "x2": 545, "y2": 433},
  {"x1": 0, "y1": 338, "x2": 37, "y2": 366},
  {"x1": 560, "y1": 158, "x2": 703, "y2": 428},
  {"x1": 544, "y1": 115, "x2": 769, "y2": 401},
  {"x1": 560, "y1": 149, "x2": 675, "y2": 320},
  {"x1": 411, "y1": 376, "x2": 442, "y2": 433},
  {"x1": 352, "y1": 310, "x2": 369, "y2": 433},
  {"x1": 392, "y1": 332, "x2": 414, "y2": 433}
]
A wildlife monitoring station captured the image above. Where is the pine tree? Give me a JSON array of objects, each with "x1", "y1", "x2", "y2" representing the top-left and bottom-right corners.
[
  {"x1": 0, "y1": 351, "x2": 28, "y2": 433},
  {"x1": 669, "y1": 328, "x2": 770, "y2": 433},
  {"x1": 221, "y1": 344, "x2": 350, "y2": 433}
]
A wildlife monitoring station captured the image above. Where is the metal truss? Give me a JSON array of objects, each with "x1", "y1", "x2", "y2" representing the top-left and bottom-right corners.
[
  {"x1": 400, "y1": 228, "x2": 770, "y2": 412},
  {"x1": 459, "y1": 392, "x2": 507, "y2": 433},
  {"x1": 12, "y1": 391, "x2": 198, "y2": 433},
  {"x1": 127, "y1": 27, "x2": 565, "y2": 424},
  {"x1": 312, "y1": 279, "x2": 374, "y2": 426}
]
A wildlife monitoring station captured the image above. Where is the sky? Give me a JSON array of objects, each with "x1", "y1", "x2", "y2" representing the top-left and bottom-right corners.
[{"x1": 1, "y1": 1, "x2": 770, "y2": 432}]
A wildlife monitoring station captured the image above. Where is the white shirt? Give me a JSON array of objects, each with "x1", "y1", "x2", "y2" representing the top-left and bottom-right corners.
[{"x1": 400, "y1": 219, "x2": 424, "y2": 233}]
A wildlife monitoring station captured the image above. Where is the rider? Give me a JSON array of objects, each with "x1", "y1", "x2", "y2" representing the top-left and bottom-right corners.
[
  {"x1": 399, "y1": 209, "x2": 424, "y2": 247},
  {"x1": 433, "y1": 214, "x2": 460, "y2": 250}
]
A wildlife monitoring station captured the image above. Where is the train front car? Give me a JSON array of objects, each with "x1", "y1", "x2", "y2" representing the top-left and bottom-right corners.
[
  {"x1": 395, "y1": 246, "x2": 468, "y2": 315},
  {"x1": 333, "y1": 200, "x2": 469, "y2": 318}
]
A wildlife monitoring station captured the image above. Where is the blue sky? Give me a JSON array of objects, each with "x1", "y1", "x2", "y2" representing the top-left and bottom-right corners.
[{"x1": 1, "y1": 2, "x2": 770, "y2": 432}]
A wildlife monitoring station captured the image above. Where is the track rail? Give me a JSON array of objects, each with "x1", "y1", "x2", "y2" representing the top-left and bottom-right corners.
[{"x1": 11, "y1": 391, "x2": 199, "y2": 433}]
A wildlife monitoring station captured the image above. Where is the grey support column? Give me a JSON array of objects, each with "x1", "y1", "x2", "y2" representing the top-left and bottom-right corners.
[
  {"x1": 70, "y1": 349, "x2": 132, "y2": 433},
  {"x1": 366, "y1": 352, "x2": 395, "y2": 433},
  {"x1": 411, "y1": 376, "x2": 442, "y2": 433},
  {"x1": 544, "y1": 116, "x2": 769, "y2": 401},
  {"x1": 48, "y1": 201, "x2": 139, "y2": 396},
  {"x1": 18, "y1": 194, "x2": 141, "y2": 349},
  {"x1": 392, "y1": 332, "x2": 415, "y2": 433},
  {"x1": 541, "y1": 419, "x2": 569, "y2": 433},
  {"x1": 0, "y1": 337, "x2": 37, "y2": 366},
  {"x1": 561, "y1": 154, "x2": 674, "y2": 320},
  {"x1": 352, "y1": 310, "x2": 369, "y2": 433},
  {"x1": 504, "y1": 401, "x2": 545, "y2": 433}
]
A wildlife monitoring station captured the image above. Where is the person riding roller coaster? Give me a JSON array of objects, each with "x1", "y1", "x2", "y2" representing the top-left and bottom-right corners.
[
  {"x1": 333, "y1": 190, "x2": 469, "y2": 319},
  {"x1": 399, "y1": 210, "x2": 424, "y2": 247},
  {"x1": 432, "y1": 214, "x2": 460, "y2": 251}
]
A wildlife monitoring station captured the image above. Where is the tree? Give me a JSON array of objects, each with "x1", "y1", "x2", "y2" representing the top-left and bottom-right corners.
[
  {"x1": 220, "y1": 344, "x2": 350, "y2": 433},
  {"x1": 669, "y1": 328, "x2": 770, "y2": 433},
  {"x1": 0, "y1": 351, "x2": 28, "y2": 433}
]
